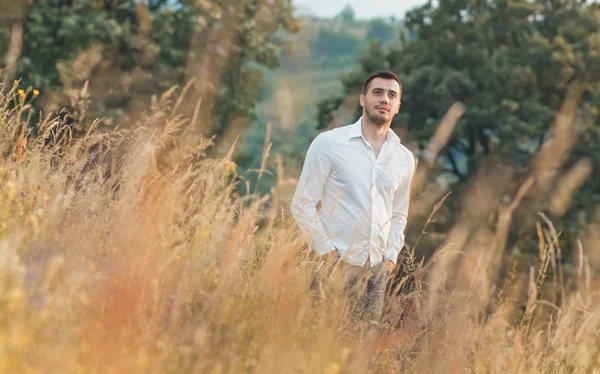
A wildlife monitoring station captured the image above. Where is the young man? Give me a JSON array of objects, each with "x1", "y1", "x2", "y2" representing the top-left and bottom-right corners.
[{"x1": 291, "y1": 71, "x2": 415, "y2": 325}]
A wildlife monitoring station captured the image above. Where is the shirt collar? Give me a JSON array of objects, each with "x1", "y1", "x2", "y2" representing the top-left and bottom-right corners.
[
  {"x1": 348, "y1": 117, "x2": 402, "y2": 144},
  {"x1": 347, "y1": 118, "x2": 364, "y2": 140}
]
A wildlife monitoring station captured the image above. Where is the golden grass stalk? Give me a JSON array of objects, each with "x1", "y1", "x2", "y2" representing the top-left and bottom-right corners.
[{"x1": 0, "y1": 83, "x2": 598, "y2": 374}]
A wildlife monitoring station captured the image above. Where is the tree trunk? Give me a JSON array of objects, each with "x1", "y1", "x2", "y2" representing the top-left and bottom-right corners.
[
  {"x1": 135, "y1": 0, "x2": 151, "y2": 38},
  {"x1": 184, "y1": 0, "x2": 242, "y2": 138},
  {"x1": 421, "y1": 84, "x2": 586, "y2": 318},
  {"x1": 3, "y1": 20, "x2": 23, "y2": 83}
]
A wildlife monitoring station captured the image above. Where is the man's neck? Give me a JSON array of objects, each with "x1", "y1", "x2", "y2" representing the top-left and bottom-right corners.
[{"x1": 361, "y1": 116, "x2": 390, "y2": 145}]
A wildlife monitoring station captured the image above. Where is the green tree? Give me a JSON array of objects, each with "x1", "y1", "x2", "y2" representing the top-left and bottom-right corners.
[
  {"x1": 312, "y1": 28, "x2": 361, "y2": 65},
  {"x1": 318, "y1": 0, "x2": 600, "y2": 252},
  {"x1": 335, "y1": 4, "x2": 355, "y2": 23},
  {"x1": 182, "y1": 0, "x2": 298, "y2": 141},
  {"x1": 366, "y1": 18, "x2": 396, "y2": 44},
  {"x1": 1, "y1": 0, "x2": 297, "y2": 139}
]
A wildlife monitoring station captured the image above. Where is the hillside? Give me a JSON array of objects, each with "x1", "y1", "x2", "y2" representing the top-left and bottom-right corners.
[{"x1": 239, "y1": 15, "x2": 406, "y2": 183}]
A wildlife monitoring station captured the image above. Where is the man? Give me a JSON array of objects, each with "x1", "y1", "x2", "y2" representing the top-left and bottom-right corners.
[{"x1": 291, "y1": 71, "x2": 415, "y2": 325}]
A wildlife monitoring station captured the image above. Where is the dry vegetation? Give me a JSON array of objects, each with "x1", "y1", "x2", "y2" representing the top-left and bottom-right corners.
[{"x1": 1, "y1": 80, "x2": 599, "y2": 374}]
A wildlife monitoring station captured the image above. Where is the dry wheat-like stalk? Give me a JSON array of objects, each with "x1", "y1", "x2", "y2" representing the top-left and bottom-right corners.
[{"x1": 0, "y1": 83, "x2": 598, "y2": 374}]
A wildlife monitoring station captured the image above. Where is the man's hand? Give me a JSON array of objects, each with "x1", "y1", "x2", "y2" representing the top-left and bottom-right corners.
[{"x1": 384, "y1": 259, "x2": 395, "y2": 273}]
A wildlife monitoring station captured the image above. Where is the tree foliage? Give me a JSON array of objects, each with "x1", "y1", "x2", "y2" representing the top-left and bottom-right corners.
[
  {"x1": 312, "y1": 28, "x2": 361, "y2": 65},
  {"x1": 366, "y1": 18, "x2": 396, "y2": 44},
  {"x1": 335, "y1": 4, "x2": 356, "y2": 23},
  {"x1": 0, "y1": 0, "x2": 297, "y2": 137},
  {"x1": 318, "y1": 0, "x2": 600, "y2": 244}
]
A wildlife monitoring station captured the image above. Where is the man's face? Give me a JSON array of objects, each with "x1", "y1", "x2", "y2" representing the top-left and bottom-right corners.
[{"x1": 360, "y1": 78, "x2": 402, "y2": 126}]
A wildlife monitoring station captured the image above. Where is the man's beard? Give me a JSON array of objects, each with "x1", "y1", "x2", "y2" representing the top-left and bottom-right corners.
[{"x1": 366, "y1": 107, "x2": 387, "y2": 126}]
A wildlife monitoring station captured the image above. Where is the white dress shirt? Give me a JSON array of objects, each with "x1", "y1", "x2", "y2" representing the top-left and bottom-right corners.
[{"x1": 291, "y1": 117, "x2": 415, "y2": 266}]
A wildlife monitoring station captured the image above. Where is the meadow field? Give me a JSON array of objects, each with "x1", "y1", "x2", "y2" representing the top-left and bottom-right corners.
[
  {"x1": 0, "y1": 1, "x2": 599, "y2": 372},
  {"x1": 1, "y1": 80, "x2": 599, "y2": 374}
]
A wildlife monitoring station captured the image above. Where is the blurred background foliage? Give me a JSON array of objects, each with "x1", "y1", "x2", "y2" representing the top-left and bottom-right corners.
[{"x1": 0, "y1": 0, "x2": 298, "y2": 133}]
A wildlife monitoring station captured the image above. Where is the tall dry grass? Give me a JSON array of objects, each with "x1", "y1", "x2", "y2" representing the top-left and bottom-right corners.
[{"x1": 1, "y1": 81, "x2": 599, "y2": 374}]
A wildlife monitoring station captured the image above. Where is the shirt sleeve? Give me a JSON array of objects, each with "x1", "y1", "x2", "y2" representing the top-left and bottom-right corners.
[
  {"x1": 383, "y1": 153, "x2": 416, "y2": 265},
  {"x1": 290, "y1": 132, "x2": 335, "y2": 256}
]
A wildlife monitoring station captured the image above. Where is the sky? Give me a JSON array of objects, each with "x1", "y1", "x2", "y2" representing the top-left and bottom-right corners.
[{"x1": 293, "y1": 0, "x2": 427, "y2": 20}]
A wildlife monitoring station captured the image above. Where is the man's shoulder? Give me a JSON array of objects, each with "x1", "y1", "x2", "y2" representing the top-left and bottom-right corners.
[
  {"x1": 314, "y1": 123, "x2": 353, "y2": 143},
  {"x1": 396, "y1": 142, "x2": 415, "y2": 158},
  {"x1": 393, "y1": 141, "x2": 417, "y2": 168},
  {"x1": 308, "y1": 128, "x2": 340, "y2": 154}
]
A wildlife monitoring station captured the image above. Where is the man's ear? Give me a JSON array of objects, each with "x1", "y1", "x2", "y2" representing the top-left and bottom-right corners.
[
  {"x1": 396, "y1": 101, "x2": 402, "y2": 114},
  {"x1": 360, "y1": 94, "x2": 365, "y2": 107}
]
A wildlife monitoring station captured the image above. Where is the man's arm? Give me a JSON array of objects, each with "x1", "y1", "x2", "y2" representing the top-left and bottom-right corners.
[
  {"x1": 383, "y1": 155, "x2": 416, "y2": 269},
  {"x1": 290, "y1": 132, "x2": 335, "y2": 256}
]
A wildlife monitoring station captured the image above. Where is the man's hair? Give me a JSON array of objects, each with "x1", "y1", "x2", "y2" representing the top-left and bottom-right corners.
[{"x1": 361, "y1": 71, "x2": 402, "y2": 96}]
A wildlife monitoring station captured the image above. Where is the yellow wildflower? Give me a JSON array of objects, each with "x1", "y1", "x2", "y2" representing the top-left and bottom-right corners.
[
  {"x1": 33, "y1": 89, "x2": 40, "y2": 97},
  {"x1": 18, "y1": 89, "x2": 25, "y2": 100},
  {"x1": 227, "y1": 161, "x2": 237, "y2": 174}
]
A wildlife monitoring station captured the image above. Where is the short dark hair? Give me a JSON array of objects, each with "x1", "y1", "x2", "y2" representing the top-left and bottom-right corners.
[{"x1": 361, "y1": 71, "x2": 402, "y2": 96}]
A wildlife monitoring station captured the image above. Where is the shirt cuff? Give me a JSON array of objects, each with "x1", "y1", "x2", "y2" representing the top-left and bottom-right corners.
[{"x1": 383, "y1": 245, "x2": 403, "y2": 266}]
